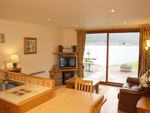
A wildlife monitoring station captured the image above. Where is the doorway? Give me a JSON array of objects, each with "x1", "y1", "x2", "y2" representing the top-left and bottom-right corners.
[{"x1": 83, "y1": 29, "x2": 140, "y2": 85}]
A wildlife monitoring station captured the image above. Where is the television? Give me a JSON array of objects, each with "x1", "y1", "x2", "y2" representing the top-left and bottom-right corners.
[{"x1": 59, "y1": 56, "x2": 76, "y2": 68}]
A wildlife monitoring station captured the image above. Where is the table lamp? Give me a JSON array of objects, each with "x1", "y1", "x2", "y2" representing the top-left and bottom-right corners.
[{"x1": 10, "y1": 54, "x2": 20, "y2": 68}]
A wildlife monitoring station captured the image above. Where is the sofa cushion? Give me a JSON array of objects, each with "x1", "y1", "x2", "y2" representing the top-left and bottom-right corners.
[
  {"x1": 122, "y1": 83, "x2": 139, "y2": 91},
  {"x1": 138, "y1": 71, "x2": 149, "y2": 91}
]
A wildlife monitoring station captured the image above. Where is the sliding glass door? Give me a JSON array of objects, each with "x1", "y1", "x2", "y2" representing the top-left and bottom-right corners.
[
  {"x1": 108, "y1": 33, "x2": 140, "y2": 83},
  {"x1": 84, "y1": 30, "x2": 140, "y2": 85},
  {"x1": 84, "y1": 33, "x2": 107, "y2": 82}
]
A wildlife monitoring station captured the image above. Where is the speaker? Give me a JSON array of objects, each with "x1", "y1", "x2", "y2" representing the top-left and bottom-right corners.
[
  {"x1": 72, "y1": 45, "x2": 76, "y2": 52},
  {"x1": 59, "y1": 45, "x2": 63, "y2": 52}
]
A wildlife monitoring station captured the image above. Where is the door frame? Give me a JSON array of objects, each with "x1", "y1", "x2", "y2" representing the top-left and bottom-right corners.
[{"x1": 86, "y1": 28, "x2": 140, "y2": 86}]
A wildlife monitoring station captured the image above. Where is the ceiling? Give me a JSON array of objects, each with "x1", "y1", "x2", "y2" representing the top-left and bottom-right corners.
[{"x1": 0, "y1": 0, "x2": 150, "y2": 29}]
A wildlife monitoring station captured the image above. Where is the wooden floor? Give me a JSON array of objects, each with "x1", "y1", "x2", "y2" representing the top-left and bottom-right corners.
[{"x1": 101, "y1": 88, "x2": 119, "y2": 113}]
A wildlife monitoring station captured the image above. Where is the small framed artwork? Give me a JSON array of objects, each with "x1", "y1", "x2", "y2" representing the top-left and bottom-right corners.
[
  {"x1": 0, "y1": 34, "x2": 5, "y2": 43},
  {"x1": 24, "y1": 37, "x2": 37, "y2": 54}
]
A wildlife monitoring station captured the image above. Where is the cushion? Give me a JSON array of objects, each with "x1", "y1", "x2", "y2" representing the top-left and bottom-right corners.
[
  {"x1": 122, "y1": 83, "x2": 139, "y2": 91},
  {"x1": 138, "y1": 71, "x2": 149, "y2": 90}
]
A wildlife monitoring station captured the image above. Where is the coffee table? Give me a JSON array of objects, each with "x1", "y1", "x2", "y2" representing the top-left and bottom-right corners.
[{"x1": 65, "y1": 77, "x2": 100, "y2": 94}]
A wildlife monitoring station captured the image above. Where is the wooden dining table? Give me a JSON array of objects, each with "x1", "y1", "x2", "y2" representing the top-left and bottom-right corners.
[{"x1": 26, "y1": 88, "x2": 103, "y2": 113}]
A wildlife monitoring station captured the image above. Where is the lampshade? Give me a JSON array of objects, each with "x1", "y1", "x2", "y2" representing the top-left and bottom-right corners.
[{"x1": 10, "y1": 55, "x2": 20, "y2": 63}]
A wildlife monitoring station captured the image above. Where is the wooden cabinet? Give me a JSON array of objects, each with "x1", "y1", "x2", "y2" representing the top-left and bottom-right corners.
[
  {"x1": 0, "y1": 99, "x2": 18, "y2": 113},
  {"x1": 136, "y1": 97, "x2": 150, "y2": 113},
  {"x1": 0, "y1": 90, "x2": 53, "y2": 113},
  {"x1": 52, "y1": 52, "x2": 78, "y2": 55}
]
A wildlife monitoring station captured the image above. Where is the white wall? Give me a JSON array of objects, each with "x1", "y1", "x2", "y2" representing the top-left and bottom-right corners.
[
  {"x1": 0, "y1": 19, "x2": 63, "y2": 78},
  {"x1": 62, "y1": 29, "x2": 77, "y2": 48}
]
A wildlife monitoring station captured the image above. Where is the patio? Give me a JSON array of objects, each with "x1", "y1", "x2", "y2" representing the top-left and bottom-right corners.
[{"x1": 84, "y1": 65, "x2": 138, "y2": 83}]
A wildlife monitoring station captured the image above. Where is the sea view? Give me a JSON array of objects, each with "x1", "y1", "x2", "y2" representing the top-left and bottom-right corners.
[{"x1": 84, "y1": 45, "x2": 139, "y2": 66}]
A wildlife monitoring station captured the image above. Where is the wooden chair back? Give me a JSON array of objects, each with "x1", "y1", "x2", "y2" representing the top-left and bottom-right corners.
[
  {"x1": 90, "y1": 95, "x2": 107, "y2": 113},
  {"x1": 75, "y1": 78, "x2": 93, "y2": 93}
]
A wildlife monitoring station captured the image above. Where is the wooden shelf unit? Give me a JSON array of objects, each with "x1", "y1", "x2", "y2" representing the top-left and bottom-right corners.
[
  {"x1": 50, "y1": 50, "x2": 78, "y2": 86},
  {"x1": 52, "y1": 52, "x2": 78, "y2": 55},
  {"x1": 49, "y1": 68, "x2": 78, "y2": 72}
]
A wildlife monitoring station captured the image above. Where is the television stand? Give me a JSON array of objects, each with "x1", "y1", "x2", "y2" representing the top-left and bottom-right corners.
[{"x1": 49, "y1": 68, "x2": 78, "y2": 86}]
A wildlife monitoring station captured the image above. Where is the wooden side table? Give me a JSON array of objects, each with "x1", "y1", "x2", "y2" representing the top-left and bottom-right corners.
[
  {"x1": 8, "y1": 68, "x2": 22, "y2": 73},
  {"x1": 136, "y1": 97, "x2": 150, "y2": 113},
  {"x1": 1, "y1": 68, "x2": 22, "y2": 73}
]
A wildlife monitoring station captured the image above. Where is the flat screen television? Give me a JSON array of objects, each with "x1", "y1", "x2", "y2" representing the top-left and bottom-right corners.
[{"x1": 59, "y1": 56, "x2": 76, "y2": 68}]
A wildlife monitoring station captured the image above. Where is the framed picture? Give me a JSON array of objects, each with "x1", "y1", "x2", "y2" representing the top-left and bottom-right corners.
[
  {"x1": 24, "y1": 37, "x2": 37, "y2": 54},
  {"x1": 0, "y1": 34, "x2": 5, "y2": 43}
]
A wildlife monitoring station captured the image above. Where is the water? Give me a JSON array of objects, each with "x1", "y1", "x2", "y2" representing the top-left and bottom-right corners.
[{"x1": 84, "y1": 45, "x2": 139, "y2": 66}]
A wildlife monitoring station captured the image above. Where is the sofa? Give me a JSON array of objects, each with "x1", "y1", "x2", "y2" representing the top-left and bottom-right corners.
[{"x1": 118, "y1": 77, "x2": 150, "y2": 113}]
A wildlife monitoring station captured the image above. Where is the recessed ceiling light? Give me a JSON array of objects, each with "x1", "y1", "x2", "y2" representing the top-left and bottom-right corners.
[
  {"x1": 123, "y1": 21, "x2": 127, "y2": 24},
  {"x1": 75, "y1": 25, "x2": 78, "y2": 28},
  {"x1": 111, "y1": 9, "x2": 115, "y2": 13},
  {"x1": 47, "y1": 18, "x2": 51, "y2": 21}
]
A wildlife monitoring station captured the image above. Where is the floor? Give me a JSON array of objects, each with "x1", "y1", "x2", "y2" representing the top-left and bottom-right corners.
[
  {"x1": 56, "y1": 84, "x2": 121, "y2": 113},
  {"x1": 101, "y1": 86, "x2": 120, "y2": 113}
]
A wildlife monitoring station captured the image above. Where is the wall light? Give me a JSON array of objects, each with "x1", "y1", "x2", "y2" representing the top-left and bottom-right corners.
[
  {"x1": 145, "y1": 40, "x2": 150, "y2": 51},
  {"x1": 145, "y1": 46, "x2": 148, "y2": 51},
  {"x1": 147, "y1": 40, "x2": 150, "y2": 47}
]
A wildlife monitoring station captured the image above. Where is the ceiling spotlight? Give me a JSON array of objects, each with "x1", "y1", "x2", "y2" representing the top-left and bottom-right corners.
[
  {"x1": 123, "y1": 21, "x2": 127, "y2": 24},
  {"x1": 111, "y1": 9, "x2": 115, "y2": 13},
  {"x1": 47, "y1": 18, "x2": 51, "y2": 21},
  {"x1": 75, "y1": 25, "x2": 78, "y2": 28}
]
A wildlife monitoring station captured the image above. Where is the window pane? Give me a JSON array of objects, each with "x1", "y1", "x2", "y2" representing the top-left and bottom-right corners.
[
  {"x1": 108, "y1": 32, "x2": 139, "y2": 83},
  {"x1": 84, "y1": 33, "x2": 107, "y2": 82}
]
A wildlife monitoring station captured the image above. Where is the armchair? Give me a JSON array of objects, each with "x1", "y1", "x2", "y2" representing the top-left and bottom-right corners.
[{"x1": 118, "y1": 77, "x2": 150, "y2": 113}]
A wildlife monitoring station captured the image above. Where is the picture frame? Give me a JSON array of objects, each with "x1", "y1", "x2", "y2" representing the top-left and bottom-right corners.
[
  {"x1": 0, "y1": 34, "x2": 5, "y2": 43},
  {"x1": 24, "y1": 37, "x2": 37, "y2": 54}
]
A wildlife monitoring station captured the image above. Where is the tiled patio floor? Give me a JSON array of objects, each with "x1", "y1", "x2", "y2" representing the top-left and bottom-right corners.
[{"x1": 84, "y1": 65, "x2": 138, "y2": 83}]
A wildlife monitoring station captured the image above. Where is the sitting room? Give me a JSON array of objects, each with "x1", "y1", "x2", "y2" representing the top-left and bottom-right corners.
[{"x1": 0, "y1": 0, "x2": 150, "y2": 113}]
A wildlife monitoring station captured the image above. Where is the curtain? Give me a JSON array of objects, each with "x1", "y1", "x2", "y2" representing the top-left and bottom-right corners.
[
  {"x1": 139, "y1": 26, "x2": 150, "y2": 77},
  {"x1": 77, "y1": 30, "x2": 86, "y2": 78}
]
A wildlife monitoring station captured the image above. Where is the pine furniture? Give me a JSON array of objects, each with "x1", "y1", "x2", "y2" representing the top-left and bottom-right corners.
[
  {"x1": 1, "y1": 68, "x2": 22, "y2": 73},
  {"x1": 75, "y1": 78, "x2": 93, "y2": 93},
  {"x1": 65, "y1": 77, "x2": 100, "y2": 94},
  {"x1": 90, "y1": 95, "x2": 107, "y2": 113},
  {"x1": 26, "y1": 88, "x2": 104, "y2": 113},
  {"x1": 0, "y1": 72, "x2": 55, "y2": 113},
  {"x1": 136, "y1": 97, "x2": 150, "y2": 113}
]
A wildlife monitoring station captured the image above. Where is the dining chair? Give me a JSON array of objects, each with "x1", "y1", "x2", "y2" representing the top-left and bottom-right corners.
[
  {"x1": 90, "y1": 95, "x2": 107, "y2": 113},
  {"x1": 75, "y1": 78, "x2": 93, "y2": 93}
]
